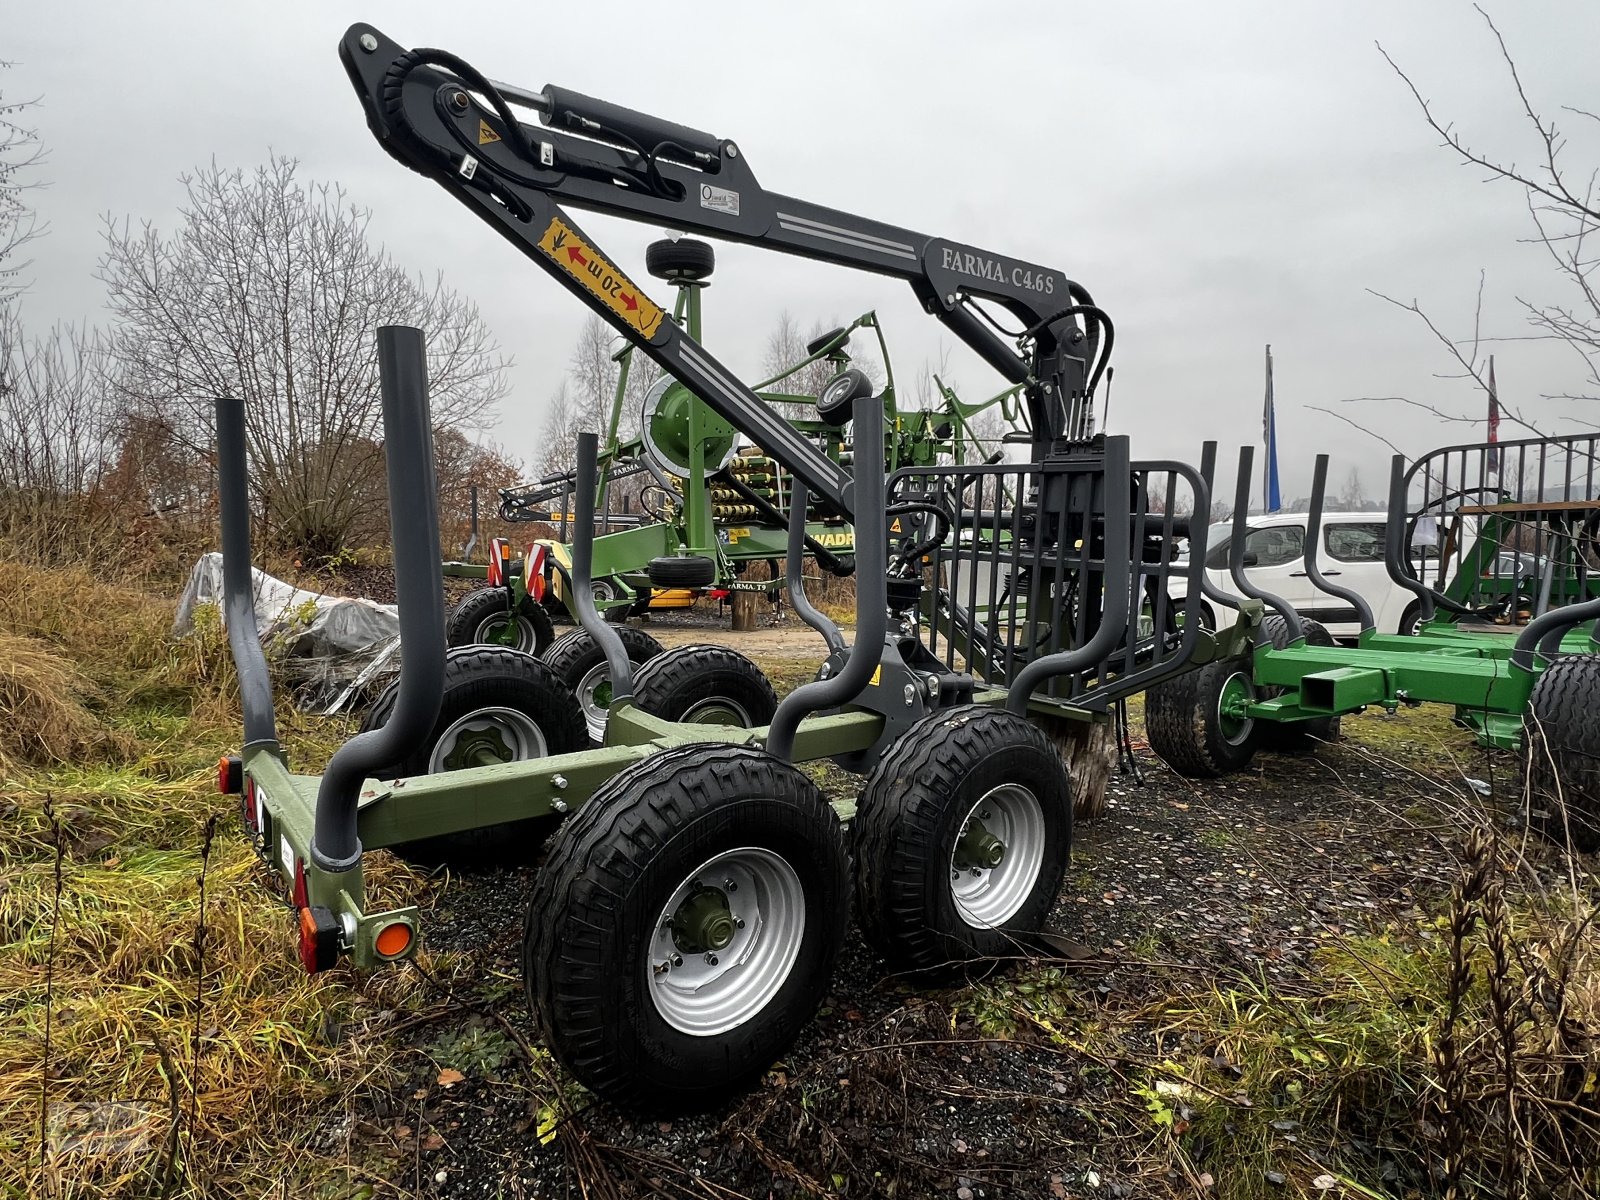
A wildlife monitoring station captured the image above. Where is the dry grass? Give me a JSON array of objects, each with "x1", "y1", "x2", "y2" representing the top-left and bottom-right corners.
[
  {"x1": 0, "y1": 546, "x2": 440, "y2": 1198},
  {"x1": 0, "y1": 631, "x2": 124, "y2": 771}
]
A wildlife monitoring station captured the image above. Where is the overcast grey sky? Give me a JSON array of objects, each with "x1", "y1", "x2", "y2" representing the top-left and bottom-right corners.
[{"x1": 9, "y1": 0, "x2": 1599, "y2": 502}]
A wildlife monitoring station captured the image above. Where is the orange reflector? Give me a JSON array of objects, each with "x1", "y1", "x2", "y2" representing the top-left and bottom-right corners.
[
  {"x1": 297, "y1": 905, "x2": 340, "y2": 974},
  {"x1": 217, "y1": 755, "x2": 242, "y2": 795},
  {"x1": 374, "y1": 921, "x2": 414, "y2": 959}
]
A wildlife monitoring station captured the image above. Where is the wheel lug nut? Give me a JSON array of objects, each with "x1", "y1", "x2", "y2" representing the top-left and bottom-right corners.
[
  {"x1": 705, "y1": 953, "x2": 718, "y2": 966},
  {"x1": 672, "y1": 954, "x2": 683, "y2": 967},
  {"x1": 735, "y1": 917, "x2": 745, "y2": 929},
  {"x1": 971, "y1": 868, "x2": 982, "y2": 877},
  {"x1": 982, "y1": 811, "x2": 991, "y2": 819},
  {"x1": 725, "y1": 879, "x2": 737, "y2": 892}
]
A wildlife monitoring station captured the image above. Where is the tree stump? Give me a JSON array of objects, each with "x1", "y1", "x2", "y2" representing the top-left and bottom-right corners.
[
  {"x1": 731, "y1": 589, "x2": 761, "y2": 632},
  {"x1": 1032, "y1": 713, "x2": 1117, "y2": 820}
]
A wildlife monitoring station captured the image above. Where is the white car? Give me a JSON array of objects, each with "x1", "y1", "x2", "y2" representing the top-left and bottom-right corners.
[{"x1": 1175, "y1": 511, "x2": 1422, "y2": 640}]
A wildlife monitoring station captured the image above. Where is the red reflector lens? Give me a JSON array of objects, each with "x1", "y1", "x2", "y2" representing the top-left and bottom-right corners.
[
  {"x1": 374, "y1": 921, "x2": 414, "y2": 959},
  {"x1": 292, "y1": 857, "x2": 308, "y2": 908}
]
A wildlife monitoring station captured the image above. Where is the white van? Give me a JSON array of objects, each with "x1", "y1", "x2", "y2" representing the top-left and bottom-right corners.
[{"x1": 1177, "y1": 512, "x2": 1420, "y2": 640}]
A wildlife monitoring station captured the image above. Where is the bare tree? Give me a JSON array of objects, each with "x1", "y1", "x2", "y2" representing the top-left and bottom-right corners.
[
  {"x1": 534, "y1": 382, "x2": 586, "y2": 479},
  {"x1": 1337, "y1": 466, "x2": 1366, "y2": 510},
  {"x1": 96, "y1": 155, "x2": 509, "y2": 558},
  {"x1": 567, "y1": 314, "x2": 661, "y2": 444},
  {"x1": 0, "y1": 63, "x2": 45, "y2": 305},
  {"x1": 0, "y1": 308, "x2": 115, "y2": 497},
  {"x1": 1334, "y1": 6, "x2": 1600, "y2": 446}
]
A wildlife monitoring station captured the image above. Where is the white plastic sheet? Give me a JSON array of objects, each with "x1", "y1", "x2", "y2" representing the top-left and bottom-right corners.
[{"x1": 174, "y1": 553, "x2": 401, "y2": 709}]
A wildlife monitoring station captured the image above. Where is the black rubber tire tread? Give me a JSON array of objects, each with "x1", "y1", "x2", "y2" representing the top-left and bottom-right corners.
[
  {"x1": 1145, "y1": 658, "x2": 1259, "y2": 778},
  {"x1": 633, "y1": 644, "x2": 778, "y2": 727},
  {"x1": 645, "y1": 237, "x2": 715, "y2": 281},
  {"x1": 359, "y1": 646, "x2": 586, "y2": 863},
  {"x1": 524, "y1": 743, "x2": 849, "y2": 1113},
  {"x1": 1521, "y1": 654, "x2": 1600, "y2": 853},
  {"x1": 1258, "y1": 615, "x2": 1341, "y2": 751},
  {"x1": 544, "y1": 624, "x2": 665, "y2": 687},
  {"x1": 647, "y1": 554, "x2": 717, "y2": 588},
  {"x1": 543, "y1": 625, "x2": 665, "y2": 742},
  {"x1": 853, "y1": 707, "x2": 1072, "y2": 973},
  {"x1": 1398, "y1": 601, "x2": 1422, "y2": 637},
  {"x1": 446, "y1": 586, "x2": 555, "y2": 655}
]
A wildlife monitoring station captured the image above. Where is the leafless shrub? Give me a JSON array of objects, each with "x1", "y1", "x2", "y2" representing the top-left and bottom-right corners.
[{"x1": 97, "y1": 155, "x2": 509, "y2": 559}]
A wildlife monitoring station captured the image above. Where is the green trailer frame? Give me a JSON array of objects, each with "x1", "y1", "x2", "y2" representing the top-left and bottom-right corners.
[{"x1": 1152, "y1": 439, "x2": 1600, "y2": 778}]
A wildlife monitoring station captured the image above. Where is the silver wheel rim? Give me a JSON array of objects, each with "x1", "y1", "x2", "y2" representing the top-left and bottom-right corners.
[
  {"x1": 648, "y1": 847, "x2": 806, "y2": 1036},
  {"x1": 474, "y1": 612, "x2": 537, "y2": 653},
  {"x1": 427, "y1": 706, "x2": 548, "y2": 773},
  {"x1": 949, "y1": 784, "x2": 1046, "y2": 929},
  {"x1": 577, "y1": 661, "x2": 613, "y2": 741},
  {"x1": 592, "y1": 579, "x2": 618, "y2": 604},
  {"x1": 681, "y1": 696, "x2": 754, "y2": 726}
]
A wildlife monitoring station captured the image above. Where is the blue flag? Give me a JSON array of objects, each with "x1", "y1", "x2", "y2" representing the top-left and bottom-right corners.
[{"x1": 1263, "y1": 344, "x2": 1282, "y2": 513}]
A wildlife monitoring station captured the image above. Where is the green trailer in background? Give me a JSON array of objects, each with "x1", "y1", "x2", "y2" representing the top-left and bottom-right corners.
[{"x1": 1147, "y1": 433, "x2": 1600, "y2": 849}]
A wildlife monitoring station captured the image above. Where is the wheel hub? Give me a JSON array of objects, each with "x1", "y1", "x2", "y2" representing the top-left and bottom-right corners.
[
  {"x1": 955, "y1": 820, "x2": 1005, "y2": 870},
  {"x1": 442, "y1": 725, "x2": 515, "y2": 770},
  {"x1": 1216, "y1": 670, "x2": 1256, "y2": 744},
  {"x1": 671, "y1": 886, "x2": 736, "y2": 953}
]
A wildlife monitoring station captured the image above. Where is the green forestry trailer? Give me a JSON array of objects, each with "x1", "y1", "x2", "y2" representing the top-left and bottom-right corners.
[
  {"x1": 217, "y1": 23, "x2": 1214, "y2": 1113},
  {"x1": 1146, "y1": 436, "x2": 1600, "y2": 849}
]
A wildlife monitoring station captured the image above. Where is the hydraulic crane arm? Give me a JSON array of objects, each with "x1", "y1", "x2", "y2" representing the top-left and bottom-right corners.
[{"x1": 339, "y1": 24, "x2": 1112, "y2": 517}]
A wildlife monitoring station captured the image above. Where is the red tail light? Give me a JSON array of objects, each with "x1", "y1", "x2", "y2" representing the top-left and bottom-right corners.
[
  {"x1": 297, "y1": 906, "x2": 341, "y2": 974},
  {"x1": 217, "y1": 755, "x2": 243, "y2": 795},
  {"x1": 291, "y1": 856, "x2": 308, "y2": 909}
]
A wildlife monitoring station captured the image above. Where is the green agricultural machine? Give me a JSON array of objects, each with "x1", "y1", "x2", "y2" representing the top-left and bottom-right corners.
[
  {"x1": 1146, "y1": 435, "x2": 1600, "y2": 848},
  {"x1": 437, "y1": 252, "x2": 1019, "y2": 649},
  {"x1": 217, "y1": 24, "x2": 1216, "y2": 1113}
]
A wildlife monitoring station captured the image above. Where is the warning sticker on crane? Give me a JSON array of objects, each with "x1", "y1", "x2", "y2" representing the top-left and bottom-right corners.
[{"x1": 538, "y1": 217, "x2": 665, "y2": 340}]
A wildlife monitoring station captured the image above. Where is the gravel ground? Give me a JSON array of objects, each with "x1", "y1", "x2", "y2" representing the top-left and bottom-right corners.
[
  {"x1": 294, "y1": 570, "x2": 1531, "y2": 1197},
  {"x1": 317, "y1": 681, "x2": 1505, "y2": 1198}
]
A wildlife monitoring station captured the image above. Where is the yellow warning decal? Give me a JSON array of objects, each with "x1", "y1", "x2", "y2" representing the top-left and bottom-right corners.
[
  {"x1": 890, "y1": 518, "x2": 903, "y2": 533},
  {"x1": 869, "y1": 665, "x2": 883, "y2": 687},
  {"x1": 538, "y1": 217, "x2": 665, "y2": 339},
  {"x1": 477, "y1": 118, "x2": 500, "y2": 145}
]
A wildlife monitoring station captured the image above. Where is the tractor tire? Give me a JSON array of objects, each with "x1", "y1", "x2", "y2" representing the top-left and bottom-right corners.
[
  {"x1": 524, "y1": 743, "x2": 849, "y2": 1113},
  {"x1": 544, "y1": 625, "x2": 665, "y2": 744},
  {"x1": 647, "y1": 554, "x2": 717, "y2": 589},
  {"x1": 446, "y1": 586, "x2": 555, "y2": 656},
  {"x1": 633, "y1": 645, "x2": 778, "y2": 728},
  {"x1": 359, "y1": 646, "x2": 586, "y2": 863},
  {"x1": 1258, "y1": 614, "x2": 1341, "y2": 751},
  {"x1": 853, "y1": 707, "x2": 1072, "y2": 972},
  {"x1": 645, "y1": 237, "x2": 715, "y2": 282},
  {"x1": 1521, "y1": 654, "x2": 1600, "y2": 853},
  {"x1": 1145, "y1": 658, "x2": 1259, "y2": 778},
  {"x1": 588, "y1": 576, "x2": 634, "y2": 624}
]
